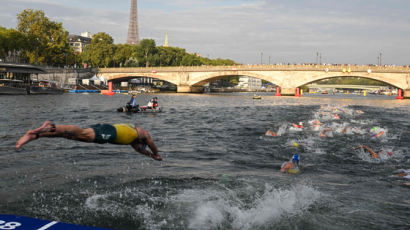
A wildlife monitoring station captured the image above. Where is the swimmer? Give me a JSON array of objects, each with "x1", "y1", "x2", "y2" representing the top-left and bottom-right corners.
[
  {"x1": 370, "y1": 126, "x2": 385, "y2": 138},
  {"x1": 333, "y1": 114, "x2": 340, "y2": 119},
  {"x1": 281, "y1": 154, "x2": 301, "y2": 173},
  {"x1": 16, "y1": 121, "x2": 162, "y2": 161},
  {"x1": 356, "y1": 110, "x2": 364, "y2": 115},
  {"x1": 311, "y1": 120, "x2": 321, "y2": 131},
  {"x1": 353, "y1": 145, "x2": 393, "y2": 159},
  {"x1": 265, "y1": 130, "x2": 278, "y2": 137},
  {"x1": 312, "y1": 120, "x2": 321, "y2": 125},
  {"x1": 292, "y1": 122, "x2": 303, "y2": 129},
  {"x1": 397, "y1": 170, "x2": 410, "y2": 179},
  {"x1": 397, "y1": 170, "x2": 410, "y2": 186},
  {"x1": 320, "y1": 127, "x2": 332, "y2": 138},
  {"x1": 342, "y1": 126, "x2": 352, "y2": 134},
  {"x1": 291, "y1": 142, "x2": 299, "y2": 148}
]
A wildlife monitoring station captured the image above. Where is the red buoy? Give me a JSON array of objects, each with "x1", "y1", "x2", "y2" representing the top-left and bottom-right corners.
[
  {"x1": 396, "y1": 89, "x2": 404, "y2": 100},
  {"x1": 275, "y1": 86, "x2": 281, "y2": 96},
  {"x1": 295, "y1": 87, "x2": 301, "y2": 97},
  {"x1": 102, "y1": 81, "x2": 115, "y2": 96}
]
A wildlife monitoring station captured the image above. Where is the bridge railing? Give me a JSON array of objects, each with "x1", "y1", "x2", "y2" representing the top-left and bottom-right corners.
[{"x1": 98, "y1": 64, "x2": 410, "y2": 73}]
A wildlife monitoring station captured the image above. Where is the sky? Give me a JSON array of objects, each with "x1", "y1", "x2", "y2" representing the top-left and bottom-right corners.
[{"x1": 1, "y1": 0, "x2": 409, "y2": 65}]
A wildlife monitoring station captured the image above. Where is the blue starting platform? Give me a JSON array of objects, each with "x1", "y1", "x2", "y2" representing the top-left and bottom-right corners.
[
  {"x1": 0, "y1": 214, "x2": 111, "y2": 230},
  {"x1": 69, "y1": 90, "x2": 101, "y2": 93}
]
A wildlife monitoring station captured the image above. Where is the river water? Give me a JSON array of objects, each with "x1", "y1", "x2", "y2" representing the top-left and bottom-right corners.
[{"x1": 1, "y1": 93, "x2": 409, "y2": 230}]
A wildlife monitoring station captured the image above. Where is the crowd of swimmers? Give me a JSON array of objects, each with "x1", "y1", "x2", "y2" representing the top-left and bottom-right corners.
[{"x1": 265, "y1": 104, "x2": 408, "y2": 185}]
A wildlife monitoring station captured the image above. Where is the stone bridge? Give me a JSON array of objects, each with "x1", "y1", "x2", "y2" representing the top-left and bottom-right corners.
[{"x1": 97, "y1": 65, "x2": 410, "y2": 97}]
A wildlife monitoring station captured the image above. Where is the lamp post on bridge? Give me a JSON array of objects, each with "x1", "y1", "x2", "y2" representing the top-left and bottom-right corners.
[
  {"x1": 316, "y1": 52, "x2": 322, "y2": 65},
  {"x1": 260, "y1": 52, "x2": 263, "y2": 65}
]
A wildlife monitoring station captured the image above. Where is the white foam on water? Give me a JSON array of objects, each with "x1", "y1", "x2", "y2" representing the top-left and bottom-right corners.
[
  {"x1": 289, "y1": 126, "x2": 303, "y2": 132},
  {"x1": 84, "y1": 189, "x2": 158, "y2": 228},
  {"x1": 276, "y1": 124, "x2": 287, "y2": 136},
  {"x1": 312, "y1": 147, "x2": 327, "y2": 155},
  {"x1": 84, "y1": 194, "x2": 109, "y2": 211},
  {"x1": 170, "y1": 184, "x2": 321, "y2": 230}
]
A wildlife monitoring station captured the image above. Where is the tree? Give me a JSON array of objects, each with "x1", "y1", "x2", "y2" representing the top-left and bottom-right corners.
[
  {"x1": 17, "y1": 9, "x2": 71, "y2": 65},
  {"x1": 135, "y1": 39, "x2": 158, "y2": 67},
  {"x1": 82, "y1": 32, "x2": 115, "y2": 67},
  {"x1": 181, "y1": 53, "x2": 201, "y2": 66},
  {"x1": 157, "y1": 46, "x2": 186, "y2": 66},
  {"x1": 114, "y1": 44, "x2": 134, "y2": 67},
  {"x1": 0, "y1": 27, "x2": 28, "y2": 61}
]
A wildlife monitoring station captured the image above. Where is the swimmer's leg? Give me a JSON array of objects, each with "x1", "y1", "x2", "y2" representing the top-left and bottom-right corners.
[
  {"x1": 16, "y1": 124, "x2": 95, "y2": 149},
  {"x1": 29, "y1": 121, "x2": 55, "y2": 134},
  {"x1": 15, "y1": 130, "x2": 38, "y2": 149}
]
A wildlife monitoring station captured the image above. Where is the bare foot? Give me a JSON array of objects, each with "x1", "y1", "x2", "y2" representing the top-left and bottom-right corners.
[
  {"x1": 29, "y1": 121, "x2": 54, "y2": 134},
  {"x1": 16, "y1": 130, "x2": 38, "y2": 149}
]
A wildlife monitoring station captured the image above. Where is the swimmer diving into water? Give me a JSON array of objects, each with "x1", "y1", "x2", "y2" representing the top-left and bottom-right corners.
[{"x1": 16, "y1": 121, "x2": 162, "y2": 161}]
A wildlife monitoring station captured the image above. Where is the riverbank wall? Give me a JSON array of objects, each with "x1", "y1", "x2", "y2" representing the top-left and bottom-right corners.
[{"x1": 31, "y1": 68, "x2": 97, "y2": 88}]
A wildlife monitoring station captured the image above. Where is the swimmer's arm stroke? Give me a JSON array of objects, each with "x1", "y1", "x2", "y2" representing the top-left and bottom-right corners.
[
  {"x1": 353, "y1": 145, "x2": 379, "y2": 158},
  {"x1": 131, "y1": 142, "x2": 162, "y2": 161},
  {"x1": 132, "y1": 128, "x2": 162, "y2": 161}
]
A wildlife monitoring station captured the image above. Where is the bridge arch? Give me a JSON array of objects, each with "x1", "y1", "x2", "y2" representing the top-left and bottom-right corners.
[
  {"x1": 190, "y1": 71, "x2": 282, "y2": 87},
  {"x1": 97, "y1": 73, "x2": 179, "y2": 86},
  {"x1": 293, "y1": 72, "x2": 404, "y2": 89}
]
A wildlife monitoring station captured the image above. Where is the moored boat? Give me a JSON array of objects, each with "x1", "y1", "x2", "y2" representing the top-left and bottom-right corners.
[
  {"x1": 0, "y1": 79, "x2": 28, "y2": 95},
  {"x1": 0, "y1": 63, "x2": 46, "y2": 95},
  {"x1": 30, "y1": 80, "x2": 64, "y2": 94}
]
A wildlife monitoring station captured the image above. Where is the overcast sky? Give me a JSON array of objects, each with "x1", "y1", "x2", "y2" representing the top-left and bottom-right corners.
[{"x1": 1, "y1": 0, "x2": 409, "y2": 65}]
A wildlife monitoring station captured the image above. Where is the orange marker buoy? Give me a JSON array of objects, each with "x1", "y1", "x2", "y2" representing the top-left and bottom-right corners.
[
  {"x1": 396, "y1": 89, "x2": 404, "y2": 100},
  {"x1": 275, "y1": 86, "x2": 281, "y2": 96},
  {"x1": 102, "y1": 81, "x2": 115, "y2": 96},
  {"x1": 295, "y1": 88, "x2": 301, "y2": 97}
]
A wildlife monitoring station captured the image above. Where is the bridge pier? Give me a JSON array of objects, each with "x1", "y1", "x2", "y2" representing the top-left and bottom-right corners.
[{"x1": 177, "y1": 85, "x2": 204, "y2": 93}]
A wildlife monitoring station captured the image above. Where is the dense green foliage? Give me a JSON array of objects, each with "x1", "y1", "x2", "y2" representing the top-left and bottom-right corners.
[
  {"x1": 82, "y1": 36, "x2": 236, "y2": 68},
  {"x1": 82, "y1": 32, "x2": 115, "y2": 67},
  {"x1": 0, "y1": 27, "x2": 28, "y2": 61},
  {"x1": 316, "y1": 77, "x2": 388, "y2": 86},
  {"x1": 17, "y1": 9, "x2": 72, "y2": 65},
  {"x1": 0, "y1": 9, "x2": 236, "y2": 67}
]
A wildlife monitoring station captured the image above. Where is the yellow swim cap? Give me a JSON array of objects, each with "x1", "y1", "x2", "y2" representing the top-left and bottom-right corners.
[{"x1": 292, "y1": 142, "x2": 299, "y2": 147}]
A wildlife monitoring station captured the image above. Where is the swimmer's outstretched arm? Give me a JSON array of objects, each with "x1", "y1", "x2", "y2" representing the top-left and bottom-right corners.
[
  {"x1": 133, "y1": 127, "x2": 162, "y2": 161},
  {"x1": 353, "y1": 145, "x2": 363, "y2": 150},
  {"x1": 362, "y1": 145, "x2": 379, "y2": 158},
  {"x1": 131, "y1": 143, "x2": 162, "y2": 161},
  {"x1": 353, "y1": 145, "x2": 379, "y2": 158}
]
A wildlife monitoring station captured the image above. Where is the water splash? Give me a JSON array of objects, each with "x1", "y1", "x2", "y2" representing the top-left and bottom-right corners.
[{"x1": 170, "y1": 183, "x2": 321, "y2": 230}]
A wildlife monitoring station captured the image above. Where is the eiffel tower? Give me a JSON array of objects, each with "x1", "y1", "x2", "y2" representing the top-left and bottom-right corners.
[{"x1": 127, "y1": 0, "x2": 140, "y2": 45}]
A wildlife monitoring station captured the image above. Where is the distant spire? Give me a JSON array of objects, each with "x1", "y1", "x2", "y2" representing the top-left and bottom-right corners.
[
  {"x1": 127, "y1": 0, "x2": 140, "y2": 45},
  {"x1": 164, "y1": 32, "x2": 169, "y2": 47}
]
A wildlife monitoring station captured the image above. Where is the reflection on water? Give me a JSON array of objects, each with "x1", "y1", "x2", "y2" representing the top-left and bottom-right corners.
[{"x1": 0, "y1": 93, "x2": 409, "y2": 230}]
